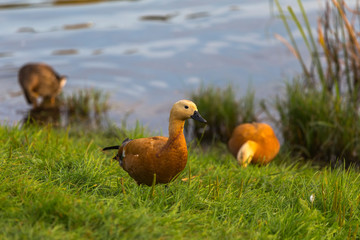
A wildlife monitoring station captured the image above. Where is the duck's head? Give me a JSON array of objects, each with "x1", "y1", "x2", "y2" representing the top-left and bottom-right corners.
[
  {"x1": 59, "y1": 75, "x2": 67, "y2": 89},
  {"x1": 56, "y1": 75, "x2": 67, "y2": 94},
  {"x1": 170, "y1": 100, "x2": 207, "y2": 123}
]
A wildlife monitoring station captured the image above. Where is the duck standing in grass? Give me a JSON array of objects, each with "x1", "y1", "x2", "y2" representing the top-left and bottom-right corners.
[
  {"x1": 18, "y1": 63, "x2": 67, "y2": 108},
  {"x1": 228, "y1": 123, "x2": 280, "y2": 167},
  {"x1": 103, "y1": 100, "x2": 207, "y2": 186}
]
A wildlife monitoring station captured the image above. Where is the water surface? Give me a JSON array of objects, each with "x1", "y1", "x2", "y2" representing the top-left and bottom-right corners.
[{"x1": 0, "y1": 0, "x2": 326, "y2": 132}]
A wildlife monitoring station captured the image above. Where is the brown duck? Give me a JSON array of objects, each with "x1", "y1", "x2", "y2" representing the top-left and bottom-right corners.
[
  {"x1": 18, "y1": 63, "x2": 67, "y2": 108},
  {"x1": 103, "y1": 100, "x2": 207, "y2": 186},
  {"x1": 228, "y1": 123, "x2": 280, "y2": 167}
]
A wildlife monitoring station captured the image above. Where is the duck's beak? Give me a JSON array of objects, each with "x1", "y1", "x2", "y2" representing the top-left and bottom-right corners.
[{"x1": 191, "y1": 111, "x2": 207, "y2": 123}]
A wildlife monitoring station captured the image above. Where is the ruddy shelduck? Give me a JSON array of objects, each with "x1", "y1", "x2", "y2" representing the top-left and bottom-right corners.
[
  {"x1": 103, "y1": 100, "x2": 207, "y2": 186},
  {"x1": 228, "y1": 123, "x2": 280, "y2": 167},
  {"x1": 18, "y1": 63, "x2": 67, "y2": 108}
]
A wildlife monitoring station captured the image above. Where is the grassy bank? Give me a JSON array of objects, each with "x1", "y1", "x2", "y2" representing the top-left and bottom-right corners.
[{"x1": 1, "y1": 125, "x2": 359, "y2": 239}]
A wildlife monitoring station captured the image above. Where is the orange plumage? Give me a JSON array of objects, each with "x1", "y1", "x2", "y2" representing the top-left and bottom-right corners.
[
  {"x1": 103, "y1": 100, "x2": 207, "y2": 186},
  {"x1": 18, "y1": 63, "x2": 67, "y2": 108},
  {"x1": 228, "y1": 123, "x2": 280, "y2": 167}
]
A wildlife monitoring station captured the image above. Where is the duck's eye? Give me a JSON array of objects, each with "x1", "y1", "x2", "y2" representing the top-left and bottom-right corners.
[{"x1": 184, "y1": 105, "x2": 189, "y2": 109}]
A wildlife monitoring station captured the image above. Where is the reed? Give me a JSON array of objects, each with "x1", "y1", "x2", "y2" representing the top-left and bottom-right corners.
[
  {"x1": 274, "y1": 0, "x2": 360, "y2": 99},
  {"x1": 273, "y1": 0, "x2": 360, "y2": 164},
  {"x1": 59, "y1": 88, "x2": 110, "y2": 128},
  {"x1": 62, "y1": 88, "x2": 109, "y2": 118}
]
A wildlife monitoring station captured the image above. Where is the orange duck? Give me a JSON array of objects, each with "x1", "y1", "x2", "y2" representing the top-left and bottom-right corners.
[
  {"x1": 18, "y1": 63, "x2": 67, "y2": 108},
  {"x1": 228, "y1": 123, "x2": 280, "y2": 167},
  {"x1": 103, "y1": 100, "x2": 207, "y2": 186}
]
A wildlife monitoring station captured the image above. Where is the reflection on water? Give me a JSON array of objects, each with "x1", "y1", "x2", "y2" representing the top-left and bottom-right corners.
[
  {"x1": 0, "y1": 3, "x2": 32, "y2": 10},
  {"x1": 63, "y1": 22, "x2": 93, "y2": 30},
  {"x1": 140, "y1": 14, "x2": 176, "y2": 22},
  {"x1": 23, "y1": 105, "x2": 61, "y2": 126},
  {"x1": 22, "y1": 104, "x2": 109, "y2": 128},
  {"x1": 186, "y1": 12, "x2": 209, "y2": 20},
  {"x1": 53, "y1": 0, "x2": 117, "y2": 6},
  {"x1": 21, "y1": 89, "x2": 110, "y2": 128},
  {"x1": 22, "y1": 96, "x2": 62, "y2": 126},
  {"x1": 52, "y1": 49, "x2": 78, "y2": 55},
  {"x1": 17, "y1": 27, "x2": 36, "y2": 33},
  {"x1": 0, "y1": 0, "x2": 136, "y2": 10},
  {"x1": 0, "y1": 52, "x2": 12, "y2": 57}
]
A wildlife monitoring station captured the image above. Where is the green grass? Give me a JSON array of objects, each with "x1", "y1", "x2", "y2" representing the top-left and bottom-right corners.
[{"x1": 1, "y1": 124, "x2": 359, "y2": 239}]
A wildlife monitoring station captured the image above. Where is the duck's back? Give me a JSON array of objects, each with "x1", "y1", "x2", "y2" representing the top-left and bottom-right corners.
[
  {"x1": 19, "y1": 63, "x2": 61, "y2": 96},
  {"x1": 121, "y1": 136, "x2": 188, "y2": 185},
  {"x1": 228, "y1": 123, "x2": 280, "y2": 164}
]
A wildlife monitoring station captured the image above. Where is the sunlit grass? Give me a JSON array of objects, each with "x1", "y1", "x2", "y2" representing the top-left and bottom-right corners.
[{"x1": 1, "y1": 124, "x2": 359, "y2": 239}]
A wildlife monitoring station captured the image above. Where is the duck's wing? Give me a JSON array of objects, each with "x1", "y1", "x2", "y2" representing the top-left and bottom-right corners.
[
  {"x1": 121, "y1": 136, "x2": 168, "y2": 185},
  {"x1": 123, "y1": 136, "x2": 168, "y2": 156},
  {"x1": 34, "y1": 66, "x2": 61, "y2": 95}
]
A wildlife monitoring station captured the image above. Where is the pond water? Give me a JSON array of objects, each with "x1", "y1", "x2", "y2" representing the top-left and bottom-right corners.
[{"x1": 0, "y1": 0, "x2": 328, "y2": 133}]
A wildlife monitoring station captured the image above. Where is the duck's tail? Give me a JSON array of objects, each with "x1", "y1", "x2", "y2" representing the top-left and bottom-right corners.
[
  {"x1": 102, "y1": 138, "x2": 133, "y2": 164},
  {"x1": 237, "y1": 140, "x2": 258, "y2": 167},
  {"x1": 102, "y1": 145, "x2": 120, "y2": 151},
  {"x1": 102, "y1": 138, "x2": 132, "y2": 151}
]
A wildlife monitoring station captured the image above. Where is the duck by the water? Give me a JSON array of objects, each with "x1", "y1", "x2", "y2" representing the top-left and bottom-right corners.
[
  {"x1": 103, "y1": 100, "x2": 207, "y2": 186},
  {"x1": 18, "y1": 63, "x2": 67, "y2": 108},
  {"x1": 228, "y1": 123, "x2": 280, "y2": 167}
]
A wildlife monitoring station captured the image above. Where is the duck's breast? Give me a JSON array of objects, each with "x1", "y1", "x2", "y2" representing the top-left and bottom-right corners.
[{"x1": 156, "y1": 136, "x2": 188, "y2": 182}]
